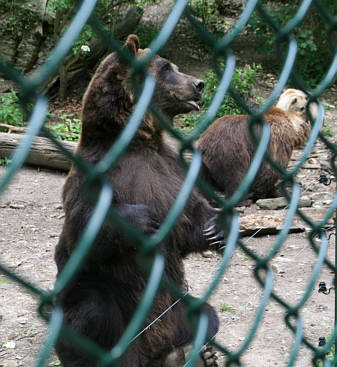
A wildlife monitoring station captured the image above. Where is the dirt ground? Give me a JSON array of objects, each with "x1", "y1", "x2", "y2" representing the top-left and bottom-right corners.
[
  {"x1": 1, "y1": 2, "x2": 337, "y2": 367},
  {"x1": 0, "y1": 135, "x2": 337, "y2": 367},
  {"x1": 1, "y1": 107, "x2": 337, "y2": 367}
]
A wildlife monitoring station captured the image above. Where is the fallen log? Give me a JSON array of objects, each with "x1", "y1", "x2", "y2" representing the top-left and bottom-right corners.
[
  {"x1": 0, "y1": 123, "x2": 79, "y2": 140},
  {"x1": 0, "y1": 132, "x2": 77, "y2": 171},
  {"x1": 239, "y1": 207, "x2": 335, "y2": 237}
]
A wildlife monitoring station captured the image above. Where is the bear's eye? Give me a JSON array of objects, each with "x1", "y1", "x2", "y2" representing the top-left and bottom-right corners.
[{"x1": 161, "y1": 62, "x2": 172, "y2": 73}]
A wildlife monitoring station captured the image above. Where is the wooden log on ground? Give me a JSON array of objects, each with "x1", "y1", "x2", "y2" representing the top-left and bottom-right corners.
[{"x1": 0, "y1": 132, "x2": 77, "y2": 171}]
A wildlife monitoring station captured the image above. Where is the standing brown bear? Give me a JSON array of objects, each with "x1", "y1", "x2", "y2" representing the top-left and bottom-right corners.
[
  {"x1": 198, "y1": 91, "x2": 315, "y2": 200},
  {"x1": 54, "y1": 35, "x2": 224, "y2": 367}
]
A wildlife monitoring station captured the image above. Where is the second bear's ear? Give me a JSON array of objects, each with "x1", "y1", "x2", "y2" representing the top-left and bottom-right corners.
[{"x1": 124, "y1": 34, "x2": 140, "y2": 57}]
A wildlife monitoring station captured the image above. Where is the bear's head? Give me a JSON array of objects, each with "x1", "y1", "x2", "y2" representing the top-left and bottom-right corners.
[
  {"x1": 276, "y1": 88, "x2": 308, "y2": 112},
  {"x1": 80, "y1": 34, "x2": 204, "y2": 146}
]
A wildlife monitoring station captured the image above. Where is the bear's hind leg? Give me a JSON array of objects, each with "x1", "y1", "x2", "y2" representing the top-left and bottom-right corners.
[
  {"x1": 163, "y1": 300, "x2": 219, "y2": 367},
  {"x1": 55, "y1": 282, "x2": 139, "y2": 367}
]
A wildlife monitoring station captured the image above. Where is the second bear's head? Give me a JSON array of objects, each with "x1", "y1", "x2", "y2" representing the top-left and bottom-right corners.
[{"x1": 81, "y1": 34, "x2": 204, "y2": 139}]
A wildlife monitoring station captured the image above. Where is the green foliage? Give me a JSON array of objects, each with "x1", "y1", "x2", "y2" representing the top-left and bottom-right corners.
[
  {"x1": 134, "y1": 23, "x2": 168, "y2": 58},
  {"x1": 0, "y1": 90, "x2": 25, "y2": 127},
  {"x1": 50, "y1": 114, "x2": 81, "y2": 142},
  {"x1": 247, "y1": 1, "x2": 337, "y2": 88},
  {"x1": 318, "y1": 340, "x2": 335, "y2": 366},
  {"x1": 134, "y1": 23, "x2": 158, "y2": 48},
  {"x1": 0, "y1": 157, "x2": 11, "y2": 166},
  {"x1": 47, "y1": 0, "x2": 73, "y2": 11},
  {"x1": 190, "y1": 0, "x2": 226, "y2": 36},
  {"x1": 178, "y1": 63, "x2": 263, "y2": 132},
  {"x1": 321, "y1": 121, "x2": 336, "y2": 137},
  {"x1": 220, "y1": 303, "x2": 235, "y2": 313},
  {"x1": 0, "y1": 1, "x2": 40, "y2": 36},
  {"x1": 46, "y1": 0, "x2": 158, "y2": 67},
  {"x1": 71, "y1": 25, "x2": 94, "y2": 55},
  {"x1": 0, "y1": 89, "x2": 80, "y2": 141}
]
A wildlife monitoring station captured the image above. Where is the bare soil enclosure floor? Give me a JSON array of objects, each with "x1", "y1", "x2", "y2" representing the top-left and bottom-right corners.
[{"x1": 0, "y1": 126, "x2": 337, "y2": 366}]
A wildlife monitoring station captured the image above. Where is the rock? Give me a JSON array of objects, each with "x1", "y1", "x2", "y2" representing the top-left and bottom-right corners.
[
  {"x1": 16, "y1": 32, "x2": 42, "y2": 71},
  {"x1": 0, "y1": 37, "x2": 17, "y2": 63},
  {"x1": 0, "y1": 78, "x2": 16, "y2": 94},
  {"x1": 2, "y1": 341, "x2": 16, "y2": 349},
  {"x1": 239, "y1": 212, "x2": 307, "y2": 237},
  {"x1": 310, "y1": 191, "x2": 332, "y2": 202},
  {"x1": 9, "y1": 203, "x2": 25, "y2": 209},
  {"x1": 202, "y1": 250, "x2": 213, "y2": 258},
  {"x1": 307, "y1": 157, "x2": 318, "y2": 164},
  {"x1": 302, "y1": 163, "x2": 321, "y2": 169},
  {"x1": 0, "y1": 360, "x2": 18, "y2": 367},
  {"x1": 256, "y1": 197, "x2": 312, "y2": 210}
]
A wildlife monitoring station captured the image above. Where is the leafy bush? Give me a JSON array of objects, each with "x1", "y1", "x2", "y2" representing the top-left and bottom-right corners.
[
  {"x1": 317, "y1": 339, "x2": 335, "y2": 366},
  {"x1": 190, "y1": 0, "x2": 227, "y2": 36},
  {"x1": 0, "y1": 157, "x2": 11, "y2": 166},
  {"x1": 49, "y1": 114, "x2": 81, "y2": 142},
  {"x1": 0, "y1": 1, "x2": 40, "y2": 36},
  {"x1": 247, "y1": 1, "x2": 337, "y2": 88},
  {"x1": 134, "y1": 23, "x2": 169, "y2": 58},
  {"x1": 0, "y1": 90, "x2": 25, "y2": 127},
  {"x1": 178, "y1": 63, "x2": 263, "y2": 133},
  {"x1": 321, "y1": 120, "x2": 336, "y2": 137}
]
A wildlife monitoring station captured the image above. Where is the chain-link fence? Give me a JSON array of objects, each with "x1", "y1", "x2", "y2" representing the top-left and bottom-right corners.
[{"x1": 0, "y1": 0, "x2": 337, "y2": 366}]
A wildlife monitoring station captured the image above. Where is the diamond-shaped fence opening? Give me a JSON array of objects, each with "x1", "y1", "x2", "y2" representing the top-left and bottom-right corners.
[{"x1": 0, "y1": 0, "x2": 337, "y2": 366}]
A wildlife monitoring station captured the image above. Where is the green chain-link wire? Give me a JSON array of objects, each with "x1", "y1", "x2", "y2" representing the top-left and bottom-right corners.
[{"x1": 0, "y1": 0, "x2": 337, "y2": 365}]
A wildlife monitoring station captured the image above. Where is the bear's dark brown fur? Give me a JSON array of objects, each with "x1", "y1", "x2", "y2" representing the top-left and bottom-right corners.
[
  {"x1": 198, "y1": 107, "x2": 311, "y2": 200},
  {"x1": 54, "y1": 35, "x2": 223, "y2": 367}
]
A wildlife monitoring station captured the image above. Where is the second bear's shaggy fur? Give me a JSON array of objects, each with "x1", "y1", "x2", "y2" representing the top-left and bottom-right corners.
[{"x1": 198, "y1": 91, "x2": 313, "y2": 200}]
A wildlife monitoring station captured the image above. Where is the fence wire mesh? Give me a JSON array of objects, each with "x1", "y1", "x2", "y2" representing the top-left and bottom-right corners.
[{"x1": 0, "y1": 0, "x2": 337, "y2": 366}]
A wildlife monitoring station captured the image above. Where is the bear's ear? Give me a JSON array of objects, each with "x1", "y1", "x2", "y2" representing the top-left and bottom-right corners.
[
  {"x1": 291, "y1": 97, "x2": 297, "y2": 105},
  {"x1": 124, "y1": 34, "x2": 140, "y2": 56}
]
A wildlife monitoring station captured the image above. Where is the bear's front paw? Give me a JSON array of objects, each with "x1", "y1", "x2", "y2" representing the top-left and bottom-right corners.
[
  {"x1": 163, "y1": 344, "x2": 218, "y2": 367},
  {"x1": 200, "y1": 345, "x2": 218, "y2": 367},
  {"x1": 203, "y1": 216, "x2": 226, "y2": 251},
  {"x1": 128, "y1": 204, "x2": 160, "y2": 236}
]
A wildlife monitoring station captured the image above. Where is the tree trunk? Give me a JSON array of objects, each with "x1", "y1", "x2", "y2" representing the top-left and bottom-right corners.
[
  {"x1": 0, "y1": 133, "x2": 77, "y2": 171},
  {"x1": 50, "y1": 6, "x2": 144, "y2": 99}
]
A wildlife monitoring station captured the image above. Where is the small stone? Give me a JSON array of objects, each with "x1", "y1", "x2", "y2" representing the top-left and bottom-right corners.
[
  {"x1": 2, "y1": 341, "x2": 16, "y2": 349},
  {"x1": 202, "y1": 250, "x2": 213, "y2": 258},
  {"x1": 0, "y1": 360, "x2": 18, "y2": 367},
  {"x1": 302, "y1": 163, "x2": 321, "y2": 169},
  {"x1": 256, "y1": 197, "x2": 312, "y2": 210},
  {"x1": 9, "y1": 204, "x2": 25, "y2": 209},
  {"x1": 311, "y1": 192, "x2": 331, "y2": 202},
  {"x1": 271, "y1": 264, "x2": 280, "y2": 273}
]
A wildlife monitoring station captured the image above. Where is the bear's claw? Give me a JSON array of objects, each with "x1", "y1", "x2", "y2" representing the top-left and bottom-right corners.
[
  {"x1": 200, "y1": 345, "x2": 218, "y2": 367},
  {"x1": 203, "y1": 216, "x2": 226, "y2": 250},
  {"x1": 163, "y1": 344, "x2": 218, "y2": 367}
]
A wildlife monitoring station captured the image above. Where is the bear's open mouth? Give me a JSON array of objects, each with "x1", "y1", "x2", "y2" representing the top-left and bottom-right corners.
[
  {"x1": 186, "y1": 100, "x2": 200, "y2": 111},
  {"x1": 171, "y1": 92, "x2": 201, "y2": 112}
]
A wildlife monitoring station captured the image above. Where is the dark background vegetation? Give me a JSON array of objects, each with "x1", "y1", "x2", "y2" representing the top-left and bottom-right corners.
[{"x1": 0, "y1": 0, "x2": 336, "y2": 143}]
